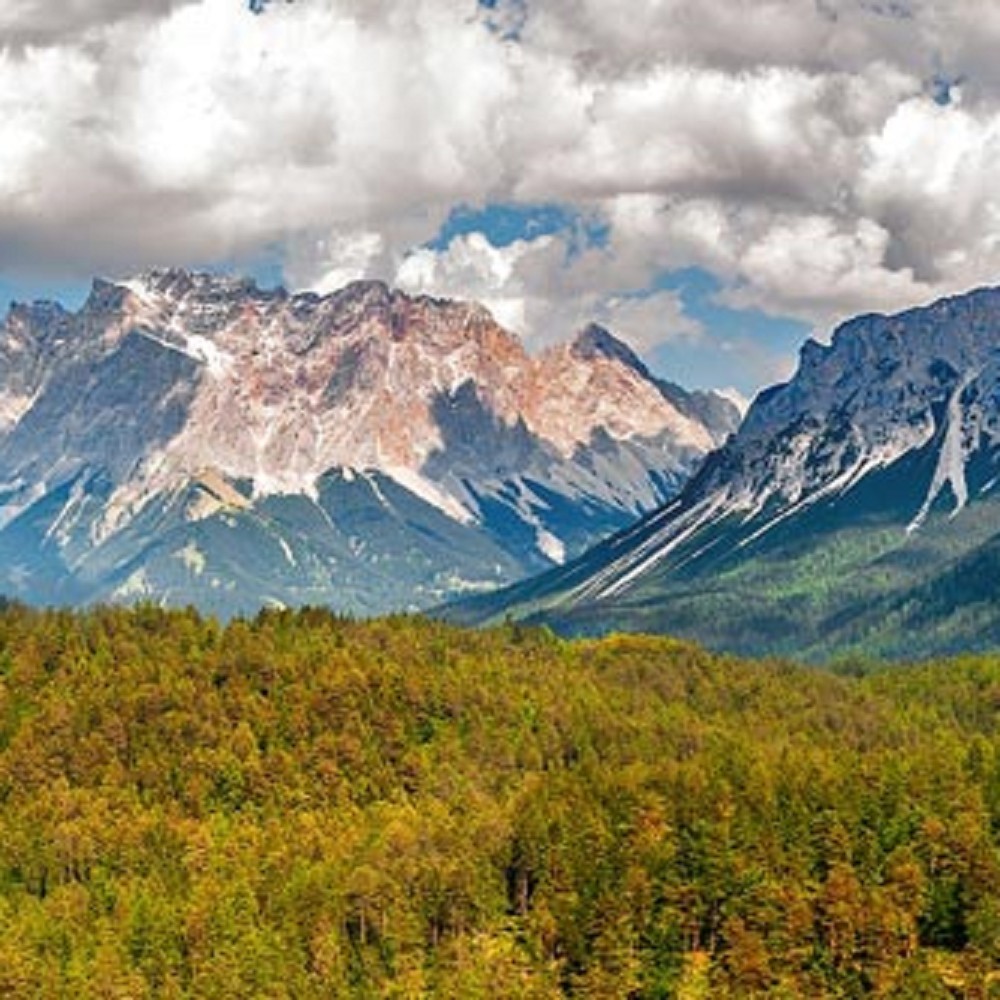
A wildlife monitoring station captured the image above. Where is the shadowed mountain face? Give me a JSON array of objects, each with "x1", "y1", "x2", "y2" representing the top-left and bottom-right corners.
[
  {"x1": 448, "y1": 286, "x2": 1000, "y2": 661},
  {"x1": 0, "y1": 270, "x2": 738, "y2": 617}
]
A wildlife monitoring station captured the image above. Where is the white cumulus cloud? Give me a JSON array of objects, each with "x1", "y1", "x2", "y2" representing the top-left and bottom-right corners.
[{"x1": 2, "y1": 0, "x2": 1000, "y2": 383}]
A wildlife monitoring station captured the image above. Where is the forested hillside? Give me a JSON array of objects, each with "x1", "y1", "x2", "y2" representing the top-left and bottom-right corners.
[{"x1": 1, "y1": 603, "x2": 1000, "y2": 996}]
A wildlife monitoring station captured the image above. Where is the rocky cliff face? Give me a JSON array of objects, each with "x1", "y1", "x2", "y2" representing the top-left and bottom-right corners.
[
  {"x1": 683, "y1": 287, "x2": 1000, "y2": 529},
  {"x1": 0, "y1": 270, "x2": 738, "y2": 616},
  {"x1": 452, "y1": 285, "x2": 1000, "y2": 660}
]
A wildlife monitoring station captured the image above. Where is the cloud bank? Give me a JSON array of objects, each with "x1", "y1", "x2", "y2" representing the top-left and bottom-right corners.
[{"x1": 3, "y1": 0, "x2": 1000, "y2": 379}]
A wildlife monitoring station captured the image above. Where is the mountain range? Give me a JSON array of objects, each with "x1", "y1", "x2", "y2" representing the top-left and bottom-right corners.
[
  {"x1": 449, "y1": 285, "x2": 1000, "y2": 660},
  {"x1": 0, "y1": 269, "x2": 738, "y2": 617}
]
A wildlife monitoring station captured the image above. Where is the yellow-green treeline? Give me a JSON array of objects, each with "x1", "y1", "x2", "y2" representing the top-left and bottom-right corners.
[{"x1": 0, "y1": 601, "x2": 997, "y2": 997}]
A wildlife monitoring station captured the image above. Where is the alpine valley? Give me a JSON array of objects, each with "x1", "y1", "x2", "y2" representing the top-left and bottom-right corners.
[
  {"x1": 450, "y1": 285, "x2": 1000, "y2": 661},
  {"x1": 0, "y1": 269, "x2": 738, "y2": 617}
]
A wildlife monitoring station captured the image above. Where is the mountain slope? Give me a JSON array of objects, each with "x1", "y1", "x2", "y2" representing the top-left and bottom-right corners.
[
  {"x1": 448, "y1": 285, "x2": 1000, "y2": 660},
  {"x1": 0, "y1": 270, "x2": 738, "y2": 616}
]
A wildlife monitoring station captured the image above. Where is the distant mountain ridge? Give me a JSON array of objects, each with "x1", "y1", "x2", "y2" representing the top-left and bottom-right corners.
[
  {"x1": 447, "y1": 284, "x2": 1000, "y2": 660},
  {"x1": 0, "y1": 269, "x2": 738, "y2": 615}
]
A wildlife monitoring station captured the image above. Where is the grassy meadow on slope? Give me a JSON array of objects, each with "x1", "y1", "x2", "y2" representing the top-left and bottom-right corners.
[{"x1": 2, "y1": 603, "x2": 1000, "y2": 995}]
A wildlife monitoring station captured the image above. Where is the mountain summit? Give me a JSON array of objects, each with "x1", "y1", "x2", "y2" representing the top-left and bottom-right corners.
[
  {"x1": 0, "y1": 271, "x2": 738, "y2": 615},
  {"x1": 450, "y1": 285, "x2": 1000, "y2": 659}
]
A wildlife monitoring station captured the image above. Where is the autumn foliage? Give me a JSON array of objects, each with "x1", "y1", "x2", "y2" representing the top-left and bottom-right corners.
[{"x1": 0, "y1": 601, "x2": 998, "y2": 996}]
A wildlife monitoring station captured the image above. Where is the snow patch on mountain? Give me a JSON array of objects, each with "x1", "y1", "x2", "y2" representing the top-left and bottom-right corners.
[
  {"x1": 176, "y1": 541, "x2": 207, "y2": 576},
  {"x1": 582, "y1": 495, "x2": 729, "y2": 601},
  {"x1": 0, "y1": 391, "x2": 35, "y2": 433},
  {"x1": 909, "y1": 371, "x2": 980, "y2": 532},
  {"x1": 536, "y1": 528, "x2": 566, "y2": 565},
  {"x1": 381, "y1": 464, "x2": 474, "y2": 524}
]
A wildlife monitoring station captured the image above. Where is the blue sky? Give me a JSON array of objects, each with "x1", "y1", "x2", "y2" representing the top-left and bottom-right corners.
[
  {"x1": 428, "y1": 203, "x2": 609, "y2": 257},
  {"x1": 646, "y1": 270, "x2": 809, "y2": 390},
  {"x1": 0, "y1": 276, "x2": 90, "y2": 312}
]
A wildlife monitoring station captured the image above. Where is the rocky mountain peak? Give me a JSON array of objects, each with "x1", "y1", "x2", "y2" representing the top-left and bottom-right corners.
[
  {"x1": 7, "y1": 299, "x2": 68, "y2": 323},
  {"x1": 83, "y1": 278, "x2": 132, "y2": 316},
  {"x1": 334, "y1": 277, "x2": 392, "y2": 300},
  {"x1": 0, "y1": 269, "x2": 741, "y2": 617},
  {"x1": 743, "y1": 284, "x2": 1000, "y2": 443},
  {"x1": 127, "y1": 268, "x2": 274, "y2": 301},
  {"x1": 570, "y1": 323, "x2": 648, "y2": 373},
  {"x1": 450, "y1": 282, "x2": 1000, "y2": 661}
]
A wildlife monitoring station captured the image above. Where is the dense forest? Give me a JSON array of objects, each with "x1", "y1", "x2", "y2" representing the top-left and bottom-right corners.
[{"x1": 1, "y1": 602, "x2": 1000, "y2": 996}]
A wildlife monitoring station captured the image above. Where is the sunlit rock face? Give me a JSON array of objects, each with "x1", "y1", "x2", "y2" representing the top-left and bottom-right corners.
[{"x1": 0, "y1": 270, "x2": 737, "y2": 616}]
